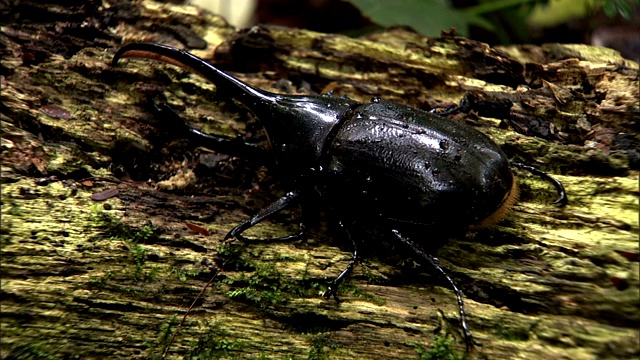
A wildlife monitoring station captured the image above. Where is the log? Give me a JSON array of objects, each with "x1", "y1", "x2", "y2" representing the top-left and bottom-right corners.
[{"x1": 1, "y1": 1, "x2": 638, "y2": 359}]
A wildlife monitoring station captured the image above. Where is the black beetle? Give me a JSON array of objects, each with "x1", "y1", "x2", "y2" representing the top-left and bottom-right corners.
[{"x1": 112, "y1": 42, "x2": 567, "y2": 349}]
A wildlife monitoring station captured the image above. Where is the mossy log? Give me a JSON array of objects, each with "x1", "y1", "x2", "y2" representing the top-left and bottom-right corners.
[{"x1": 1, "y1": 1, "x2": 638, "y2": 359}]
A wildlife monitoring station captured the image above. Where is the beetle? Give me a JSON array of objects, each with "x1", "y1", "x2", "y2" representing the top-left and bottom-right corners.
[{"x1": 112, "y1": 42, "x2": 567, "y2": 349}]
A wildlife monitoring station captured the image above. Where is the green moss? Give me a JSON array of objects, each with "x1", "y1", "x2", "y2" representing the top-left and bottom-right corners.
[
  {"x1": 221, "y1": 249, "x2": 381, "y2": 310},
  {"x1": 147, "y1": 315, "x2": 179, "y2": 358},
  {"x1": 409, "y1": 336, "x2": 461, "y2": 360},
  {"x1": 331, "y1": 279, "x2": 385, "y2": 306},
  {"x1": 169, "y1": 266, "x2": 202, "y2": 282},
  {"x1": 4, "y1": 340, "x2": 61, "y2": 360},
  {"x1": 493, "y1": 323, "x2": 531, "y2": 341},
  {"x1": 88, "y1": 205, "x2": 164, "y2": 281},
  {"x1": 134, "y1": 224, "x2": 156, "y2": 242},
  {"x1": 225, "y1": 262, "x2": 289, "y2": 308},
  {"x1": 184, "y1": 324, "x2": 242, "y2": 360},
  {"x1": 86, "y1": 205, "x2": 177, "y2": 289},
  {"x1": 88, "y1": 269, "x2": 116, "y2": 286},
  {"x1": 129, "y1": 242, "x2": 147, "y2": 266},
  {"x1": 216, "y1": 241, "x2": 254, "y2": 270},
  {"x1": 89, "y1": 203, "x2": 125, "y2": 231},
  {"x1": 307, "y1": 335, "x2": 338, "y2": 360},
  {"x1": 89, "y1": 204, "x2": 158, "y2": 243}
]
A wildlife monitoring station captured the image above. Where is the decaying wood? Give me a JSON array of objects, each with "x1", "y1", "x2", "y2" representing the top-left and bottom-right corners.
[{"x1": 1, "y1": 1, "x2": 638, "y2": 359}]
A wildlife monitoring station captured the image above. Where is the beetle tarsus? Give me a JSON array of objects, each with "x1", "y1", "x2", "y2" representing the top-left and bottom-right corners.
[
  {"x1": 392, "y1": 229, "x2": 477, "y2": 350},
  {"x1": 510, "y1": 162, "x2": 568, "y2": 206}
]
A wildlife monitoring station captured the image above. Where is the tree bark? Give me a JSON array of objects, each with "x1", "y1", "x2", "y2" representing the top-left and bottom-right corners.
[{"x1": 1, "y1": 1, "x2": 638, "y2": 359}]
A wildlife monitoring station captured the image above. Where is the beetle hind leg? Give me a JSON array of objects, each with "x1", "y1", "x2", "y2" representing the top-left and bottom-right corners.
[
  {"x1": 392, "y1": 229, "x2": 478, "y2": 351},
  {"x1": 511, "y1": 162, "x2": 568, "y2": 206}
]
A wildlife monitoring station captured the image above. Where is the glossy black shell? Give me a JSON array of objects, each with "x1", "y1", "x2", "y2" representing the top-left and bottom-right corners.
[{"x1": 322, "y1": 100, "x2": 513, "y2": 227}]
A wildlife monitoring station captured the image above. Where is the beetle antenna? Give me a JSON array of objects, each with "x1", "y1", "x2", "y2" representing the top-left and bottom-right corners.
[
  {"x1": 510, "y1": 162, "x2": 568, "y2": 206},
  {"x1": 392, "y1": 229, "x2": 478, "y2": 351},
  {"x1": 162, "y1": 261, "x2": 223, "y2": 358}
]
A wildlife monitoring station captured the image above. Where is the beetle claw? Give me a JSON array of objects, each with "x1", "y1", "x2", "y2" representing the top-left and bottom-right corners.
[
  {"x1": 322, "y1": 286, "x2": 341, "y2": 303},
  {"x1": 464, "y1": 335, "x2": 481, "y2": 352},
  {"x1": 511, "y1": 162, "x2": 568, "y2": 206}
]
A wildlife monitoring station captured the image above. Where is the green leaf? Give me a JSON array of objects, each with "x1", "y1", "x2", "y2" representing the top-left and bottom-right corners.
[
  {"x1": 601, "y1": 0, "x2": 639, "y2": 19},
  {"x1": 349, "y1": 0, "x2": 483, "y2": 37},
  {"x1": 603, "y1": 0, "x2": 618, "y2": 17},
  {"x1": 614, "y1": 0, "x2": 634, "y2": 19}
]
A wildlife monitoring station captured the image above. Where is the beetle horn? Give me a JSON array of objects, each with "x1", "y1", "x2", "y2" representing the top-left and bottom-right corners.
[{"x1": 113, "y1": 42, "x2": 275, "y2": 104}]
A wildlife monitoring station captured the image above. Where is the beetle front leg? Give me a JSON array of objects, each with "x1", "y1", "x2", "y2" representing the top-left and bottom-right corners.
[
  {"x1": 149, "y1": 99, "x2": 270, "y2": 163},
  {"x1": 225, "y1": 190, "x2": 302, "y2": 241},
  {"x1": 322, "y1": 221, "x2": 358, "y2": 303},
  {"x1": 392, "y1": 229, "x2": 478, "y2": 351},
  {"x1": 431, "y1": 93, "x2": 514, "y2": 120},
  {"x1": 430, "y1": 93, "x2": 474, "y2": 116}
]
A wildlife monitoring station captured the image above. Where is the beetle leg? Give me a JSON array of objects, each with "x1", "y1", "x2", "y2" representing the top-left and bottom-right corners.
[
  {"x1": 392, "y1": 229, "x2": 477, "y2": 351},
  {"x1": 430, "y1": 93, "x2": 474, "y2": 116},
  {"x1": 225, "y1": 190, "x2": 302, "y2": 241},
  {"x1": 149, "y1": 99, "x2": 270, "y2": 163},
  {"x1": 322, "y1": 221, "x2": 358, "y2": 303},
  {"x1": 510, "y1": 162, "x2": 568, "y2": 206}
]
